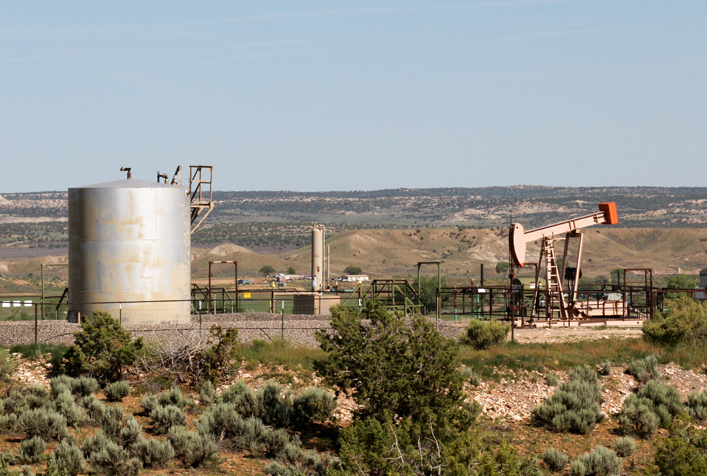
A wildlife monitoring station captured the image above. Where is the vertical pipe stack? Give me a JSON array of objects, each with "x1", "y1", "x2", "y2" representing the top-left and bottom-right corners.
[{"x1": 311, "y1": 224, "x2": 325, "y2": 292}]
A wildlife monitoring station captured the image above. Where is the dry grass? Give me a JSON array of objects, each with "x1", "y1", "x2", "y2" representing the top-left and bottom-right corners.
[{"x1": 458, "y1": 337, "x2": 707, "y2": 380}]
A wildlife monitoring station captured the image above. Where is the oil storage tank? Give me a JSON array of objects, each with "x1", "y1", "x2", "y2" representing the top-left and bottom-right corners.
[{"x1": 68, "y1": 178, "x2": 191, "y2": 325}]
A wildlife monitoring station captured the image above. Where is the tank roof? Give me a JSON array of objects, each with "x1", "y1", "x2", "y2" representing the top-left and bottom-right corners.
[{"x1": 71, "y1": 179, "x2": 181, "y2": 189}]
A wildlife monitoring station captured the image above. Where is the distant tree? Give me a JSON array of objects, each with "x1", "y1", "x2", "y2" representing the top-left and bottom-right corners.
[
  {"x1": 412, "y1": 276, "x2": 448, "y2": 313},
  {"x1": 259, "y1": 265, "x2": 275, "y2": 277},
  {"x1": 286, "y1": 266, "x2": 296, "y2": 275},
  {"x1": 343, "y1": 265, "x2": 362, "y2": 275},
  {"x1": 666, "y1": 274, "x2": 699, "y2": 290},
  {"x1": 611, "y1": 268, "x2": 623, "y2": 285},
  {"x1": 495, "y1": 262, "x2": 510, "y2": 275}
]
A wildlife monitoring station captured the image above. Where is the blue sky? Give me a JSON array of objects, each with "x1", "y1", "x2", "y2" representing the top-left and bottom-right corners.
[{"x1": 2, "y1": 1, "x2": 706, "y2": 192}]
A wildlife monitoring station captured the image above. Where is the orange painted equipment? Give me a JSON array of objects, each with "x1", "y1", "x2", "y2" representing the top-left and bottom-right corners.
[{"x1": 598, "y1": 202, "x2": 619, "y2": 225}]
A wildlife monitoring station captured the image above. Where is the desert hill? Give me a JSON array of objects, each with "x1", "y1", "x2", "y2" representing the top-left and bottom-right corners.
[{"x1": 189, "y1": 227, "x2": 707, "y2": 281}]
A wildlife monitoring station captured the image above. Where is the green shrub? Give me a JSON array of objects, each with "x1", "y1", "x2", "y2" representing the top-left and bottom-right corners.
[
  {"x1": 100, "y1": 405, "x2": 124, "y2": 440},
  {"x1": 459, "y1": 367, "x2": 481, "y2": 386},
  {"x1": 0, "y1": 413, "x2": 17, "y2": 432},
  {"x1": 104, "y1": 381, "x2": 130, "y2": 402},
  {"x1": 61, "y1": 311, "x2": 143, "y2": 382},
  {"x1": 264, "y1": 462, "x2": 293, "y2": 476},
  {"x1": 196, "y1": 403, "x2": 246, "y2": 441},
  {"x1": 18, "y1": 407, "x2": 68, "y2": 441},
  {"x1": 618, "y1": 380, "x2": 683, "y2": 437},
  {"x1": 240, "y1": 417, "x2": 267, "y2": 452},
  {"x1": 599, "y1": 360, "x2": 612, "y2": 376},
  {"x1": 569, "y1": 459, "x2": 586, "y2": 476},
  {"x1": 26, "y1": 384, "x2": 50, "y2": 400},
  {"x1": 626, "y1": 354, "x2": 659, "y2": 383},
  {"x1": 118, "y1": 415, "x2": 143, "y2": 449},
  {"x1": 254, "y1": 427, "x2": 290, "y2": 457},
  {"x1": 88, "y1": 438, "x2": 142, "y2": 476},
  {"x1": 618, "y1": 401, "x2": 659, "y2": 437},
  {"x1": 134, "y1": 438, "x2": 174, "y2": 468},
  {"x1": 653, "y1": 425, "x2": 707, "y2": 475},
  {"x1": 301, "y1": 449, "x2": 341, "y2": 474},
  {"x1": 157, "y1": 387, "x2": 189, "y2": 410},
  {"x1": 532, "y1": 365, "x2": 604, "y2": 434},
  {"x1": 72, "y1": 377, "x2": 99, "y2": 397},
  {"x1": 257, "y1": 381, "x2": 291, "y2": 425},
  {"x1": 55, "y1": 390, "x2": 86, "y2": 427},
  {"x1": 687, "y1": 389, "x2": 707, "y2": 420},
  {"x1": 542, "y1": 448, "x2": 568, "y2": 472},
  {"x1": 4, "y1": 387, "x2": 49, "y2": 415},
  {"x1": 20, "y1": 436, "x2": 45, "y2": 464},
  {"x1": 0, "y1": 347, "x2": 16, "y2": 382},
  {"x1": 316, "y1": 301, "x2": 477, "y2": 427},
  {"x1": 292, "y1": 387, "x2": 335, "y2": 423},
  {"x1": 54, "y1": 440, "x2": 84, "y2": 476},
  {"x1": 280, "y1": 440, "x2": 303, "y2": 463},
  {"x1": 50, "y1": 375, "x2": 75, "y2": 396},
  {"x1": 150, "y1": 405, "x2": 186, "y2": 435},
  {"x1": 461, "y1": 319, "x2": 509, "y2": 350},
  {"x1": 199, "y1": 381, "x2": 216, "y2": 406},
  {"x1": 643, "y1": 296, "x2": 707, "y2": 346},
  {"x1": 545, "y1": 372, "x2": 559, "y2": 386},
  {"x1": 81, "y1": 395, "x2": 105, "y2": 424},
  {"x1": 140, "y1": 395, "x2": 160, "y2": 414},
  {"x1": 613, "y1": 436, "x2": 635, "y2": 457},
  {"x1": 221, "y1": 381, "x2": 261, "y2": 417},
  {"x1": 201, "y1": 325, "x2": 239, "y2": 383},
  {"x1": 573, "y1": 446, "x2": 622, "y2": 476},
  {"x1": 82, "y1": 429, "x2": 111, "y2": 455},
  {"x1": 167, "y1": 426, "x2": 218, "y2": 467}
]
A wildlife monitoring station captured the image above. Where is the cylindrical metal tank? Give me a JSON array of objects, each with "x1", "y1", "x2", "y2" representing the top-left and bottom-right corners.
[
  {"x1": 68, "y1": 179, "x2": 191, "y2": 325},
  {"x1": 311, "y1": 225, "x2": 325, "y2": 291}
]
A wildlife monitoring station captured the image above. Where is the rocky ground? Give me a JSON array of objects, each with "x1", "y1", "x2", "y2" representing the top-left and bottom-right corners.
[
  {"x1": 10, "y1": 325, "x2": 687, "y2": 427},
  {"x1": 468, "y1": 362, "x2": 707, "y2": 421}
]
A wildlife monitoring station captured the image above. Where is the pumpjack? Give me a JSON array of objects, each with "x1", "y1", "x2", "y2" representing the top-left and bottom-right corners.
[{"x1": 509, "y1": 203, "x2": 619, "y2": 320}]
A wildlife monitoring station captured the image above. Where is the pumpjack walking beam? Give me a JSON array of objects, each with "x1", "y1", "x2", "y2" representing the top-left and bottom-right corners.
[{"x1": 509, "y1": 203, "x2": 619, "y2": 320}]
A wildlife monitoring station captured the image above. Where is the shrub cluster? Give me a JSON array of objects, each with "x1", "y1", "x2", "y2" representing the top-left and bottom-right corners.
[
  {"x1": 599, "y1": 360, "x2": 612, "y2": 376},
  {"x1": 51, "y1": 375, "x2": 99, "y2": 398},
  {"x1": 618, "y1": 380, "x2": 683, "y2": 437},
  {"x1": 542, "y1": 447, "x2": 568, "y2": 472},
  {"x1": 19, "y1": 436, "x2": 46, "y2": 464},
  {"x1": 570, "y1": 446, "x2": 622, "y2": 476},
  {"x1": 461, "y1": 319, "x2": 510, "y2": 350},
  {"x1": 545, "y1": 372, "x2": 559, "y2": 386},
  {"x1": 135, "y1": 380, "x2": 336, "y2": 471},
  {"x1": 532, "y1": 365, "x2": 605, "y2": 434},
  {"x1": 104, "y1": 381, "x2": 130, "y2": 402},
  {"x1": 643, "y1": 296, "x2": 707, "y2": 346},
  {"x1": 687, "y1": 389, "x2": 707, "y2": 420},
  {"x1": 626, "y1": 354, "x2": 659, "y2": 383},
  {"x1": 82, "y1": 410, "x2": 175, "y2": 474},
  {"x1": 613, "y1": 436, "x2": 635, "y2": 458}
]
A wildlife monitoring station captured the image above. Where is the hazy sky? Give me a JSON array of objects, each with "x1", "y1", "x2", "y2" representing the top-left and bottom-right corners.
[{"x1": 2, "y1": 1, "x2": 706, "y2": 192}]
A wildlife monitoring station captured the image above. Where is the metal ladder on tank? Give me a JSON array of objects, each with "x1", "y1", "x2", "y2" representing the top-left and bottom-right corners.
[{"x1": 189, "y1": 166, "x2": 214, "y2": 233}]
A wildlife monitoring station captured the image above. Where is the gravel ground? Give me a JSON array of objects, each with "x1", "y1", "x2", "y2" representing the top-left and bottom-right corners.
[
  {"x1": 0, "y1": 314, "x2": 644, "y2": 348},
  {"x1": 0, "y1": 313, "x2": 332, "y2": 348}
]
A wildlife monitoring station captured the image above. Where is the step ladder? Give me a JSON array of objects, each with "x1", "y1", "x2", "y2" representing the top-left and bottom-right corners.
[{"x1": 542, "y1": 237, "x2": 568, "y2": 321}]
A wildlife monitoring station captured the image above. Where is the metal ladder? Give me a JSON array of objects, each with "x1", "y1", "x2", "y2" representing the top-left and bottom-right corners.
[{"x1": 542, "y1": 237, "x2": 567, "y2": 321}]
